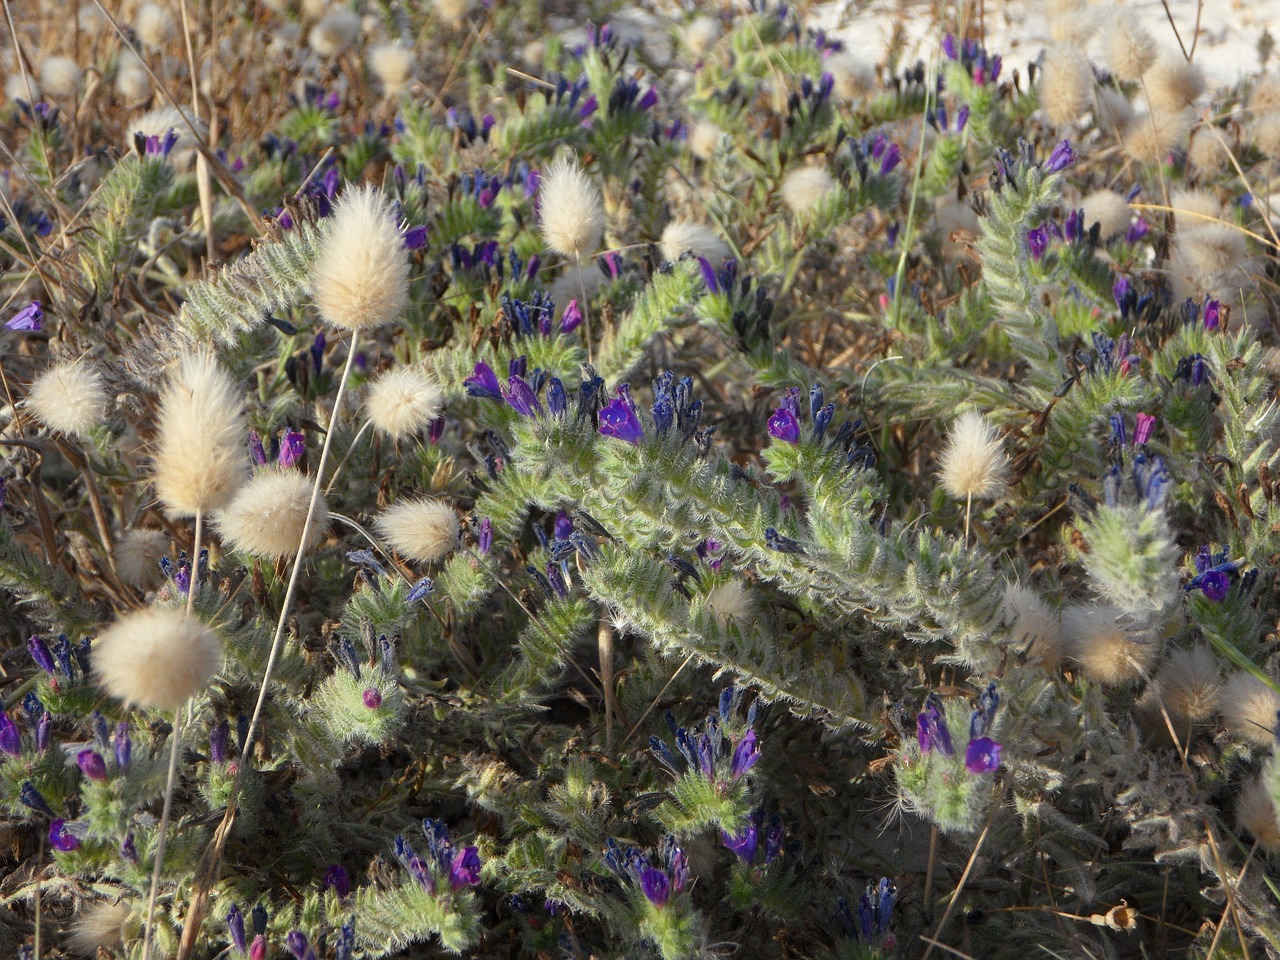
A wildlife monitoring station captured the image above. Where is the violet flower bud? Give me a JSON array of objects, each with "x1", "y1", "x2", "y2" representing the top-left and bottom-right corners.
[
  {"x1": 248, "y1": 431, "x2": 267, "y2": 467},
  {"x1": 1133, "y1": 413, "x2": 1156, "y2": 447},
  {"x1": 478, "y1": 517, "x2": 493, "y2": 555},
  {"x1": 77, "y1": 749, "x2": 108, "y2": 781},
  {"x1": 114, "y1": 723, "x2": 131, "y2": 771},
  {"x1": 560, "y1": 299, "x2": 583, "y2": 334},
  {"x1": 362, "y1": 688, "x2": 383, "y2": 709},
  {"x1": 286, "y1": 931, "x2": 316, "y2": 960},
  {"x1": 36, "y1": 712, "x2": 50, "y2": 753},
  {"x1": 1043, "y1": 139, "x2": 1074, "y2": 173},
  {"x1": 28, "y1": 635, "x2": 55, "y2": 675},
  {"x1": 1204, "y1": 299, "x2": 1221, "y2": 330},
  {"x1": 501, "y1": 375, "x2": 543, "y2": 417},
  {"x1": 324, "y1": 863, "x2": 352, "y2": 898},
  {"x1": 730, "y1": 730, "x2": 760, "y2": 779},
  {"x1": 0, "y1": 712, "x2": 19, "y2": 756},
  {"x1": 227, "y1": 905, "x2": 247, "y2": 954}
]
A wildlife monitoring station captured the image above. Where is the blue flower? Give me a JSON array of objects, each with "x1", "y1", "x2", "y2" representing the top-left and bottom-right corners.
[
  {"x1": 4, "y1": 300, "x2": 42, "y2": 331},
  {"x1": 767, "y1": 407, "x2": 800, "y2": 443},
  {"x1": 964, "y1": 737, "x2": 1002, "y2": 773},
  {"x1": 407, "y1": 576, "x2": 434, "y2": 603},
  {"x1": 639, "y1": 867, "x2": 670, "y2": 906},
  {"x1": 730, "y1": 730, "x2": 760, "y2": 779},
  {"x1": 1043, "y1": 139, "x2": 1074, "y2": 173},
  {"x1": 722, "y1": 823, "x2": 758, "y2": 863},
  {"x1": 463, "y1": 361, "x2": 502, "y2": 399},
  {"x1": 598, "y1": 387, "x2": 644, "y2": 445},
  {"x1": 227, "y1": 905, "x2": 247, "y2": 954},
  {"x1": 916, "y1": 695, "x2": 953, "y2": 756}
]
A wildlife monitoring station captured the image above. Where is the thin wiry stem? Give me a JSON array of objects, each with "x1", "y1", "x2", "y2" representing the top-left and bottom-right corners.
[
  {"x1": 177, "y1": 336, "x2": 360, "y2": 959},
  {"x1": 142, "y1": 508, "x2": 202, "y2": 960}
]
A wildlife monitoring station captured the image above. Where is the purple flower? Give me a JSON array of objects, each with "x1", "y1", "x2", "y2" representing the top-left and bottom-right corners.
[
  {"x1": 227, "y1": 905, "x2": 247, "y2": 954},
  {"x1": 402, "y1": 225, "x2": 428, "y2": 250},
  {"x1": 115, "y1": 723, "x2": 131, "y2": 771},
  {"x1": 5, "y1": 300, "x2": 42, "y2": 331},
  {"x1": 560, "y1": 299, "x2": 583, "y2": 334},
  {"x1": 767, "y1": 408, "x2": 800, "y2": 443},
  {"x1": 730, "y1": 730, "x2": 760, "y2": 779},
  {"x1": 427, "y1": 417, "x2": 445, "y2": 444},
  {"x1": 285, "y1": 931, "x2": 316, "y2": 960},
  {"x1": 598, "y1": 389, "x2": 644, "y2": 445},
  {"x1": 278, "y1": 429, "x2": 305, "y2": 467},
  {"x1": 463, "y1": 360, "x2": 502, "y2": 399},
  {"x1": 501, "y1": 375, "x2": 543, "y2": 417},
  {"x1": 942, "y1": 33, "x2": 957, "y2": 59},
  {"x1": 1204, "y1": 299, "x2": 1221, "y2": 330},
  {"x1": 1043, "y1": 139, "x2": 1074, "y2": 173},
  {"x1": 77, "y1": 749, "x2": 107, "y2": 781},
  {"x1": 449, "y1": 846, "x2": 482, "y2": 889},
  {"x1": 324, "y1": 863, "x2": 352, "y2": 898},
  {"x1": 121, "y1": 833, "x2": 138, "y2": 863},
  {"x1": 310, "y1": 330, "x2": 326, "y2": 375},
  {"x1": 28, "y1": 635, "x2": 55, "y2": 675},
  {"x1": 1133, "y1": 413, "x2": 1156, "y2": 447},
  {"x1": 478, "y1": 517, "x2": 493, "y2": 555},
  {"x1": 955, "y1": 104, "x2": 970, "y2": 132},
  {"x1": 407, "y1": 577, "x2": 434, "y2": 603},
  {"x1": 362, "y1": 688, "x2": 383, "y2": 709},
  {"x1": 878, "y1": 143, "x2": 901, "y2": 175},
  {"x1": 49, "y1": 819, "x2": 80, "y2": 852},
  {"x1": 554, "y1": 511, "x2": 574, "y2": 542},
  {"x1": 916, "y1": 696, "x2": 953, "y2": 756},
  {"x1": 0, "y1": 712, "x2": 19, "y2": 756},
  {"x1": 639, "y1": 867, "x2": 671, "y2": 907},
  {"x1": 36, "y1": 712, "x2": 50, "y2": 752},
  {"x1": 1126, "y1": 217, "x2": 1149, "y2": 243},
  {"x1": 248, "y1": 431, "x2": 267, "y2": 466},
  {"x1": 964, "y1": 737, "x2": 1002, "y2": 773},
  {"x1": 210, "y1": 719, "x2": 229, "y2": 764},
  {"x1": 1200, "y1": 570, "x2": 1230, "y2": 602},
  {"x1": 1025, "y1": 224, "x2": 1049, "y2": 261},
  {"x1": 722, "y1": 824, "x2": 758, "y2": 863}
]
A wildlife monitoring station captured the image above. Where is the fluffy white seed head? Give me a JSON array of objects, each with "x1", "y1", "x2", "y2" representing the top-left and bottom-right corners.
[
  {"x1": 1122, "y1": 109, "x2": 1193, "y2": 164},
  {"x1": 938, "y1": 410, "x2": 1008, "y2": 502},
  {"x1": 1143, "y1": 54, "x2": 1206, "y2": 113},
  {"x1": 682, "y1": 15, "x2": 721, "y2": 56},
  {"x1": 1169, "y1": 188, "x2": 1224, "y2": 233},
  {"x1": 780, "y1": 165, "x2": 835, "y2": 215},
  {"x1": 114, "y1": 528, "x2": 170, "y2": 591},
  {"x1": 1048, "y1": 8, "x2": 1097, "y2": 46},
  {"x1": 26, "y1": 360, "x2": 110, "y2": 439},
  {"x1": 659, "y1": 220, "x2": 729, "y2": 264},
  {"x1": 1103, "y1": 12, "x2": 1158, "y2": 82},
  {"x1": 115, "y1": 58, "x2": 150, "y2": 101},
  {"x1": 153, "y1": 352, "x2": 247, "y2": 517},
  {"x1": 312, "y1": 185, "x2": 410, "y2": 331},
  {"x1": 1039, "y1": 44, "x2": 1092, "y2": 127},
  {"x1": 365, "y1": 366, "x2": 444, "y2": 441},
  {"x1": 826, "y1": 52, "x2": 876, "y2": 100},
  {"x1": 369, "y1": 42, "x2": 416, "y2": 95},
  {"x1": 1150, "y1": 646, "x2": 1222, "y2": 722},
  {"x1": 539, "y1": 155, "x2": 605, "y2": 259},
  {"x1": 688, "y1": 120, "x2": 723, "y2": 161},
  {"x1": 1079, "y1": 190, "x2": 1131, "y2": 240},
  {"x1": 433, "y1": 0, "x2": 472, "y2": 26},
  {"x1": 95, "y1": 607, "x2": 222, "y2": 710},
  {"x1": 375, "y1": 498, "x2": 459, "y2": 562},
  {"x1": 1220, "y1": 672, "x2": 1280, "y2": 747},
  {"x1": 1188, "y1": 126, "x2": 1233, "y2": 173},
  {"x1": 1253, "y1": 114, "x2": 1280, "y2": 157},
  {"x1": 706, "y1": 580, "x2": 754, "y2": 628},
  {"x1": 1063, "y1": 603, "x2": 1158, "y2": 686},
  {"x1": 1238, "y1": 776, "x2": 1280, "y2": 852},
  {"x1": 68, "y1": 900, "x2": 133, "y2": 956},
  {"x1": 308, "y1": 7, "x2": 361, "y2": 57},
  {"x1": 134, "y1": 1, "x2": 176, "y2": 48},
  {"x1": 1249, "y1": 73, "x2": 1280, "y2": 115},
  {"x1": 5, "y1": 73, "x2": 38, "y2": 103},
  {"x1": 1094, "y1": 87, "x2": 1135, "y2": 138},
  {"x1": 215, "y1": 468, "x2": 330, "y2": 559},
  {"x1": 40, "y1": 56, "x2": 81, "y2": 99},
  {"x1": 1003, "y1": 583, "x2": 1062, "y2": 669}
]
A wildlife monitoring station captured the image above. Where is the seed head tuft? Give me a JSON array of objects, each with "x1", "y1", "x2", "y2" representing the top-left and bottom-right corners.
[
  {"x1": 375, "y1": 498, "x2": 459, "y2": 563},
  {"x1": 95, "y1": 607, "x2": 222, "y2": 710},
  {"x1": 1102, "y1": 12, "x2": 1158, "y2": 82},
  {"x1": 938, "y1": 410, "x2": 1008, "y2": 502},
  {"x1": 153, "y1": 352, "x2": 248, "y2": 517},
  {"x1": 1039, "y1": 44, "x2": 1092, "y2": 127},
  {"x1": 114, "y1": 529, "x2": 170, "y2": 591},
  {"x1": 1063, "y1": 603, "x2": 1158, "y2": 686},
  {"x1": 365, "y1": 366, "x2": 444, "y2": 441},
  {"x1": 1219, "y1": 672, "x2": 1280, "y2": 747},
  {"x1": 659, "y1": 220, "x2": 729, "y2": 264},
  {"x1": 308, "y1": 7, "x2": 361, "y2": 57},
  {"x1": 215, "y1": 468, "x2": 330, "y2": 559},
  {"x1": 312, "y1": 185, "x2": 411, "y2": 331},
  {"x1": 1079, "y1": 190, "x2": 1132, "y2": 240},
  {"x1": 26, "y1": 360, "x2": 109, "y2": 439},
  {"x1": 780, "y1": 166, "x2": 836, "y2": 215},
  {"x1": 538, "y1": 155, "x2": 605, "y2": 259},
  {"x1": 1237, "y1": 776, "x2": 1280, "y2": 852},
  {"x1": 1143, "y1": 55, "x2": 1206, "y2": 113}
]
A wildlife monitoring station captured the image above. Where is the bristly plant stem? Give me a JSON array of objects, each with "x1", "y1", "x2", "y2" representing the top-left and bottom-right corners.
[
  {"x1": 176, "y1": 336, "x2": 360, "y2": 959},
  {"x1": 141, "y1": 508, "x2": 203, "y2": 960}
]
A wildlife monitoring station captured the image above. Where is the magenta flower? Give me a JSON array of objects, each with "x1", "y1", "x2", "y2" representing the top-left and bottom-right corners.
[
  {"x1": 362, "y1": 688, "x2": 382, "y2": 709},
  {"x1": 964, "y1": 737, "x2": 1002, "y2": 773},
  {"x1": 1133, "y1": 413, "x2": 1156, "y2": 447}
]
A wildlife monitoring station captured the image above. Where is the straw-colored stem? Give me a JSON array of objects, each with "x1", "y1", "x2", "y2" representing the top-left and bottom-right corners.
[{"x1": 142, "y1": 706, "x2": 184, "y2": 960}]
